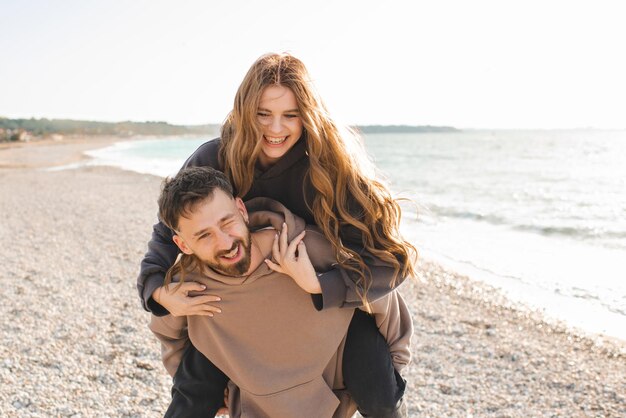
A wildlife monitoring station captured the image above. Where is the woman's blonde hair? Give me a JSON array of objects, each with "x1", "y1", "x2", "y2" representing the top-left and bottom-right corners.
[{"x1": 220, "y1": 52, "x2": 417, "y2": 306}]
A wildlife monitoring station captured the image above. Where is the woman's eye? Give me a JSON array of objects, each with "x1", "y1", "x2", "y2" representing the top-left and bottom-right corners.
[
  {"x1": 284, "y1": 114, "x2": 298, "y2": 119},
  {"x1": 257, "y1": 112, "x2": 270, "y2": 117}
]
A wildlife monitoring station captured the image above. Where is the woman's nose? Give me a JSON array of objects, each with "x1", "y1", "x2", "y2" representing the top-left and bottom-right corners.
[{"x1": 269, "y1": 116, "x2": 282, "y2": 133}]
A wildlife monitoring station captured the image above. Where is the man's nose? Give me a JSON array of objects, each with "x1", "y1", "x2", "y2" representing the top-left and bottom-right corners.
[{"x1": 215, "y1": 230, "x2": 234, "y2": 251}]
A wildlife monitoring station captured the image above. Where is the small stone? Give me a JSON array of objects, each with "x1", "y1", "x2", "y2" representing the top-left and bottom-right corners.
[
  {"x1": 439, "y1": 384, "x2": 452, "y2": 395},
  {"x1": 12, "y1": 398, "x2": 31, "y2": 409},
  {"x1": 136, "y1": 361, "x2": 154, "y2": 370}
]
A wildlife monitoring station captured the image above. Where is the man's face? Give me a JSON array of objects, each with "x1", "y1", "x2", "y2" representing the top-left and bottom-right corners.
[{"x1": 173, "y1": 189, "x2": 252, "y2": 276}]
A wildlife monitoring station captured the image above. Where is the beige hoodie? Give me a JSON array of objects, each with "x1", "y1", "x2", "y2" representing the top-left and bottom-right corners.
[{"x1": 150, "y1": 198, "x2": 413, "y2": 418}]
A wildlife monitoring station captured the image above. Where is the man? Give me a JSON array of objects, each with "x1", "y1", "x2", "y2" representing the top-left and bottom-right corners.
[{"x1": 150, "y1": 167, "x2": 412, "y2": 418}]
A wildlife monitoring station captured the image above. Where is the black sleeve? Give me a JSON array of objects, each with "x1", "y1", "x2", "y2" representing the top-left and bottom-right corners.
[
  {"x1": 138, "y1": 222, "x2": 178, "y2": 316},
  {"x1": 136, "y1": 138, "x2": 222, "y2": 314},
  {"x1": 312, "y1": 201, "x2": 409, "y2": 311}
]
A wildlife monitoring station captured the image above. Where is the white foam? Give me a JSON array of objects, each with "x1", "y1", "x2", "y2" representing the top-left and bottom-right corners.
[
  {"x1": 402, "y1": 216, "x2": 626, "y2": 340},
  {"x1": 53, "y1": 138, "x2": 203, "y2": 177}
]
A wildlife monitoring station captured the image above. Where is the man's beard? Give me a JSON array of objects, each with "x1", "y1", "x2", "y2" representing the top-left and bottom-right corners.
[{"x1": 207, "y1": 231, "x2": 252, "y2": 276}]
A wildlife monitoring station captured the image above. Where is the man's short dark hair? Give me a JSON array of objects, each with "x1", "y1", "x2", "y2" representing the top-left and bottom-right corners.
[{"x1": 158, "y1": 166, "x2": 234, "y2": 232}]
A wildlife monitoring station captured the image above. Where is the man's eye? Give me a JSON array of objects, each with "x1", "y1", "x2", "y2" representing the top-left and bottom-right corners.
[{"x1": 199, "y1": 233, "x2": 210, "y2": 240}]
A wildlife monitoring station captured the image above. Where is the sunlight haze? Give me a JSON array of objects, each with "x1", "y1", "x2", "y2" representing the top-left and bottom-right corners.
[{"x1": 1, "y1": 0, "x2": 624, "y2": 129}]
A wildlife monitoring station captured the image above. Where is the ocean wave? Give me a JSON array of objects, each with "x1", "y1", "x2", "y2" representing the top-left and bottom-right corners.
[
  {"x1": 555, "y1": 287, "x2": 626, "y2": 316},
  {"x1": 427, "y1": 206, "x2": 508, "y2": 224},
  {"x1": 424, "y1": 205, "x2": 626, "y2": 246},
  {"x1": 512, "y1": 224, "x2": 626, "y2": 241}
]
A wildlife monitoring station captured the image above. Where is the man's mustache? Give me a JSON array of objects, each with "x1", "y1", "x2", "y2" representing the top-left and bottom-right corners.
[{"x1": 216, "y1": 241, "x2": 242, "y2": 257}]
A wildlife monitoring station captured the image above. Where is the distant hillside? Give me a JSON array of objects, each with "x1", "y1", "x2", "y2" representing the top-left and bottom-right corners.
[
  {"x1": 0, "y1": 117, "x2": 220, "y2": 142},
  {"x1": 356, "y1": 125, "x2": 458, "y2": 133},
  {"x1": 1, "y1": 117, "x2": 458, "y2": 142}
]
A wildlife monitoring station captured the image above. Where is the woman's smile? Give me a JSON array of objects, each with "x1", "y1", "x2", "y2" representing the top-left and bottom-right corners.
[{"x1": 256, "y1": 85, "x2": 303, "y2": 168}]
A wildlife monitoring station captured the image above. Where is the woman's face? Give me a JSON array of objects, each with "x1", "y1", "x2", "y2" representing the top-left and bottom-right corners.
[{"x1": 256, "y1": 85, "x2": 303, "y2": 168}]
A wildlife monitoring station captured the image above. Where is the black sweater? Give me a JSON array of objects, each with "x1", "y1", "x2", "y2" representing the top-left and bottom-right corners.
[{"x1": 137, "y1": 137, "x2": 407, "y2": 315}]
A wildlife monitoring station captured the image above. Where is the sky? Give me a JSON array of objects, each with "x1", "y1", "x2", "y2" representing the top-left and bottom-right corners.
[{"x1": 1, "y1": 0, "x2": 625, "y2": 129}]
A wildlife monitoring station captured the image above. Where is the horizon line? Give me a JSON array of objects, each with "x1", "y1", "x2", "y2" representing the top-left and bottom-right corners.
[{"x1": 1, "y1": 115, "x2": 625, "y2": 132}]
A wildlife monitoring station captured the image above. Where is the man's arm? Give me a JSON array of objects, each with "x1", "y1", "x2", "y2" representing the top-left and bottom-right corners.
[
  {"x1": 267, "y1": 223, "x2": 414, "y2": 372},
  {"x1": 367, "y1": 291, "x2": 413, "y2": 373},
  {"x1": 149, "y1": 314, "x2": 190, "y2": 377}
]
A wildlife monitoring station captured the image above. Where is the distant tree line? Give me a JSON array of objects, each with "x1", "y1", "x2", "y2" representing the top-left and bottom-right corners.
[
  {"x1": 356, "y1": 125, "x2": 458, "y2": 133},
  {"x1": 0, "y1": 117, "x2": 458, "y2": 143},
  {"x1": 0, "y1": 117, "x2": 220, "y2": 142}
]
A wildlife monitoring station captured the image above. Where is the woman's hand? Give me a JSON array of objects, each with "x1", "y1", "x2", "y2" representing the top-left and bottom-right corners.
[
  {"x1": 152, "y1": 282, "x2": 222, "y2": 317},
  {"x1": 216, "y1": 387, "x2": 229, "y2": 416},
  {"x1": 265, "y1": 223, "x2": 322, "y2": 294}
]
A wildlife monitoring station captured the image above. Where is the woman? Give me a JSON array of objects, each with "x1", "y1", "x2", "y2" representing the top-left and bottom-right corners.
[{"x1": 138, "y1": 53, "x2": 417, "y2": 417}]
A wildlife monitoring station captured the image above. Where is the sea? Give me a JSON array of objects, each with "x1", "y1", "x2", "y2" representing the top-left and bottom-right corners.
[{"x1": 81, "y1": 130, "x2": 626, "y2": 341}]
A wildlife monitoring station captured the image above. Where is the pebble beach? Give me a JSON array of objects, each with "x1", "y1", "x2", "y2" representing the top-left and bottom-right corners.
[{"x1": 0, "y1": 138, "x2": 624, "y2": 417}]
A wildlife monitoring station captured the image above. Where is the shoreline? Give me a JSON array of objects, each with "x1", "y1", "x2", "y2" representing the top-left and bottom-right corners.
[
  {"x1": 416, "y1": 246, "x2": 626, "y2": 344},
  {"x1": 0, "y1": 136, "x2": 124, "y2": 169},
  {"x1": 75, "y1": 134, "x2": 626, "y2": 343},
  {"x1": 1, "y1": 137, "x2": 624, "y2": 416}
]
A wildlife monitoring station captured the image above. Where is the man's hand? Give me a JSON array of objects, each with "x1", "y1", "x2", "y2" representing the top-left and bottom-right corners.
[
  {"x1": 152, "y1": 282, "x2": 222, "y2": 317},
  {"x1": 265, "y1": 223, "x2": 322, "y2": 294}
]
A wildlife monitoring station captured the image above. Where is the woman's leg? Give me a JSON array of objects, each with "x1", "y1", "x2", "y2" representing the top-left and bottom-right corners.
[
  {"x1": 165, "y1": 343, "x2": 229, "y2": 418},
  {"x1": 342, "y1": 309, "x2": 407, "y2": 418}
]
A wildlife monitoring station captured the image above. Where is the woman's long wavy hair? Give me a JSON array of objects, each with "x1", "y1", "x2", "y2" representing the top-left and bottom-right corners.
[{"x1": 219, "y1": 53, "x2": 417, "y2": 306}]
